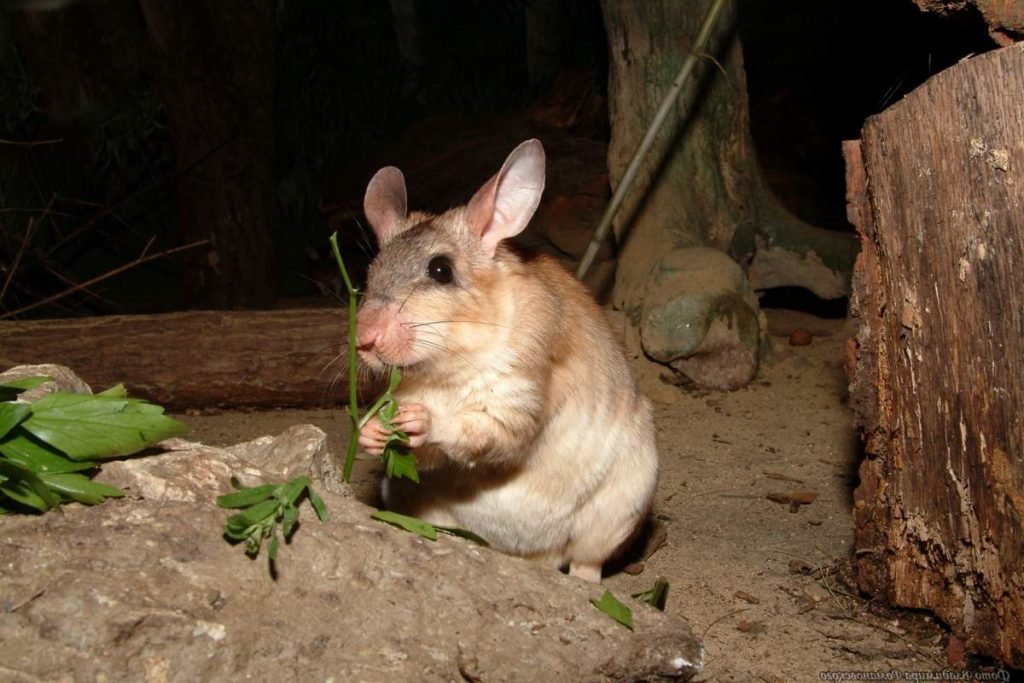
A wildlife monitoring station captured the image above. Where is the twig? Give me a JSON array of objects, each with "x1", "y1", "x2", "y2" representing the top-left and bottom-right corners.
[
  {"x1": 0, "y1": 239, "x2": 208, "y2": 320},
  {"x1": 848, "y1": 612, "x2": 946, "y2": 668},
  {"x1": 41, "y1": 262, "x2": 119, "y2": 310},
  {"x1": 701, "y1": 607, "x2": 750, "y2": 638},
  {"x1": 0, "y1": 138, "x2": 63, "y2": 146},
  {"x1": 0, "y1": 216, "x2": 36, "y2": 305},
  {"x1": 43, "y1": 134, "x2": 243, "y2": 258},
  {"x1": 575, "y1": 0, "x2": 730, "y2": 279},
  {"x1": 10, "y1": 588, "x2": 45, "y2": 612}
]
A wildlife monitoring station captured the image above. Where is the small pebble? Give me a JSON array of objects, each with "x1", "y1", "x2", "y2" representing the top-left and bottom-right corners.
[{"x1": 789, "y1": 328, "x2": 813, "y2": 346}]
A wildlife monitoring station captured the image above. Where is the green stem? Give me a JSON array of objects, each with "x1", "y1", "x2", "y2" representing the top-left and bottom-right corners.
[{"x1": 329, "y1": 232, "x2": 360, "y2": 482}]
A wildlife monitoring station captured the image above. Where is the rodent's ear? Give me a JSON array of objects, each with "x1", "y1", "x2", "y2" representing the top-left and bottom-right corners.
[
  {"x1": 467, "y1": 139, "x2": 545, "y2": 257},
  {"x1": 364, "y1": 167, "x2": 408, "y2": 246}
]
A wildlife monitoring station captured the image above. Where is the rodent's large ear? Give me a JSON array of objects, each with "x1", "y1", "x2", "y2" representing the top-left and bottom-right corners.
[
  {"x1": 364, "y1": 167, "x2": 408, "y2": 246},
  {"x1": 466, "y1": 139, "x2": 545, "y2": 257}
]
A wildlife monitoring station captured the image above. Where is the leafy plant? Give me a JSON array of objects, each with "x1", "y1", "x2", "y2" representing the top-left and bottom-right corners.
[
  {"x1": 632, "y1": 578, "x2": 670, "y2": 611},
  {"x1": 0, "y1": 377, "x2": 188, "y2": 514},
  {"x1": 366, "y1": 367, "x2": 419, "y2": 483},
  {"x1": 217, "y1": 476, "x2": 328, "y2": 563},
  {"x1": 329, "y1": 232, "x2": 419, "y2": 483},
  {"x1": 591, "y1": 589, "x2": 634, "y2": 630}
]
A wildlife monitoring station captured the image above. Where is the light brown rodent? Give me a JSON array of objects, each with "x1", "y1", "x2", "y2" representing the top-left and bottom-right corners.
[{"x1": 356, "y1": 139, "x2": 658, "y2": 582}]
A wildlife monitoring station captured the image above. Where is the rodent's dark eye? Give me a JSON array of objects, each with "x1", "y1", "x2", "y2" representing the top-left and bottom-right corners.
[{"x1": 427, "y1": 255, "x2": 454, "y2": 284}]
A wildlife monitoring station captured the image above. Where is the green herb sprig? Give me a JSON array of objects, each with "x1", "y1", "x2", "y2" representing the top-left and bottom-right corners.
[
  {"x1": 328, "y1": 232, "x2": 419, "y2": 484},
  {"x1": 217, "y1": 475, "x2": 328, "y2": 561},
  {"x1": 0, "y1": 377, "x2": 188, "y2": 514}
]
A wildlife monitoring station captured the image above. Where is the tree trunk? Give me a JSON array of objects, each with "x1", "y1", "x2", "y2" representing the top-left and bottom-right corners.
[
  {"x1": 847, "y1": 45, "x2": 1024, "y2": 668},
  {"x1": 0, "y1": 309, "x2": 369, "y2": 410},
  {"x1": 601, "y1": 0, "x2": 753, "y2": 311},
  {"x1": 599, "y1": 0, "x2": 855, "y2": 390},
  {"x1": 147, "y1": 1, "x2": 276, "y2": 309}
]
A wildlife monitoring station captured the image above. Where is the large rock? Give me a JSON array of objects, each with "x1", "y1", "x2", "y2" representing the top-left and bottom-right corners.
[
  {"x1": 640, "y1": 247, "x2": 765, "y2": 390},
  {"x1": 0, "y1": 366, "x2": 702, "y2": 682}
]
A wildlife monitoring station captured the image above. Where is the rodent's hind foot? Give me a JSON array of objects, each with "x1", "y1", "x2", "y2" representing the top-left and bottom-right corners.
[{"x1": 568, "y1": 562, "x2": 602, "y2": 583}]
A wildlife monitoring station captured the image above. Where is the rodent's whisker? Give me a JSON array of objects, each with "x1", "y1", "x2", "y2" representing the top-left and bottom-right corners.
[
  {"x1": 409, "y1": 319, "x2": 510, "y2": 330},
  {"x1": 352, "y1": 217, "x2": 376, "y2": 257},
  {"x1": 410, "y1": 339, "x2": 490, "y2": 375},
  {"x1": 397, "y1": 282, "x2": 421, "y2": 315}
]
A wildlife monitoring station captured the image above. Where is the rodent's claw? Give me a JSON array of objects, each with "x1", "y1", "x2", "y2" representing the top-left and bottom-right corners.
[{"x1": 394, "y1": 403, "x2": 431, "y2": 448}]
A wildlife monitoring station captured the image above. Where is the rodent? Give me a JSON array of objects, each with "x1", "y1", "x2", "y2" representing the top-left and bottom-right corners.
[{"x1": 355, "y1": 139, "x2": 658, "y2": 582}]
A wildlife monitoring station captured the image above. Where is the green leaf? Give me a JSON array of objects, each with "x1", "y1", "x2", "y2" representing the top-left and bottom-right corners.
[
  {"x1": 308, "y1": 487, "x2": 328, "y2": 521},
  {"x1": 37, "y1": 472, "x2": 124, "y2": 505},
  {"x1": 95, "y1": 384, "x2": 128, "y2": 398},
  {"x1": 632, "y1": 578, "x2": 670, "y2": 611},
  {"x1": 0, "y1": 402, "x2": 31, "y2": 439},
  {"x1": 21, "y1": 392, "x2": 189, "y2": 460},
  {"x1": 0, "y1": 458, "x2": 61, "y2": 511},
  {"x1": 281, "y1": 503, "x2": 300, "y2": 538},
  {"x1": 216, "y1": 483, "x2": 278, "y2": 509},
  {"x1": 0, "y1": 376, "x2": 49, "y2": 401},
  {"x1": 267, "y1": 529, "x2": 279, "y2": 560},
  {"x1": 591, "y1": 590, "x2": 634, "y2": 630},
  {"x1": 275, "y1": 476, "x2": 309, "y2": 507},
  {"x1": 383, "y1": 448, "x2": 419, "y2": 482},
  {"x1": 0, "y1": 479, "x2": 51, "y2": 512},
  {"x1": 378, "y1": 399, "x2": 398, "y2": 423},
  {"x1": 386, "y1": 367, "x2": 402, "y2": 395},
  {"x1": 435, "y1": 525, "x2": 489, "y2": 546},
  {"x1": 370, "y1": 509, "x2": 438, "y2": 540},
  {"x1": 0, "y1": 430, "x2": 97, "y2": 473},
  {"x1": 244, "y1": 527, "x2": 265, "y2": 557},
  {"x1": 225, "y1": 499, "x2": 280, "y2": 536}
]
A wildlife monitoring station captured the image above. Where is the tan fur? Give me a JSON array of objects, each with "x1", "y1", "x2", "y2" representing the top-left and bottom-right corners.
[{"x1": 357, "y1": 141, "x2": 658, "y2": 581}]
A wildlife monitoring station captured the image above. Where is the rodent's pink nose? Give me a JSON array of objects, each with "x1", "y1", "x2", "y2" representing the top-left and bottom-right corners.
[{"x1": 356, "y1": 309, "x2": 382, "y2": 351}]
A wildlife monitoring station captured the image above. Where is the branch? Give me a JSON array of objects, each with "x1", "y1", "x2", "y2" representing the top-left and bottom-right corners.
[
  {"x1": 0, "y1": 240, "x2": 208, "y2": 320},
  {"x1": 0, "y1": 138, "x2": 64, "y2": 146}
]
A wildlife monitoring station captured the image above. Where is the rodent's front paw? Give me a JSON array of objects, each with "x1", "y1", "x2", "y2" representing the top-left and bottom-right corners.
[
  {"x1": 358, "y1": 415, "x2": 390, "y2": 456},
  {"x1": 392, "y1": 403, "x2": 431, "y2": 448}
]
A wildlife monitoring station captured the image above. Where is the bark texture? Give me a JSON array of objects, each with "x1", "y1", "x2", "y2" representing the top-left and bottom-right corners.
[
  {"x1": 847, "y1": 45, "x2": 1024, "y2": 667},
  {"x1": 914, "y1": 0, "x2": 1024, "y2": 43},
  {"x1": 0, "y1": 309, "x2": 357, "y2": 409}
]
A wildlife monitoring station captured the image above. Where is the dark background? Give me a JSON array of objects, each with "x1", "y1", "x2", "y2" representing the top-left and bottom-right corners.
[{"x1": 0, "y1": 0, "x2": 993, "y2": 318}]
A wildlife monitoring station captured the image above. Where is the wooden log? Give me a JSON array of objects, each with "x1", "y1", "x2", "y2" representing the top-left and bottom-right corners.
[
  {"x1": 914, "y1": 0, "x2": 1024, "y2": 45},
  {"x1": 846, "y1": 45, "x2": 1024, "y2": 667},
  {"x1": 0, "y1": 309, "x2": 364, "y2": 410}
]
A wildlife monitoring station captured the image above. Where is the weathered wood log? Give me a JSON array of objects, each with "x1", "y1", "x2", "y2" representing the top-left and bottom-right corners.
[
  {"x1": 914, "y1": 0, "x2": 1024, "y2": 44},
  {"x1": 0, "y1": 309, "x2": 361, "y2": 409},
  {"x1": 846, "y1": 45, "x2": 1024, "y2": 667}
]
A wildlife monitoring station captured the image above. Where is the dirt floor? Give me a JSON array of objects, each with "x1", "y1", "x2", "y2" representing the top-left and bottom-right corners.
[{"x1": 176, "y1": 308, "x2": 959, "y2": 682}]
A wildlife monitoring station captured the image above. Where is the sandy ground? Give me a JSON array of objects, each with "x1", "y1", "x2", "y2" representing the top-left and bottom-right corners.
[{"x1": 177, "y1": 310, "x2": 954, "y2": 682}]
